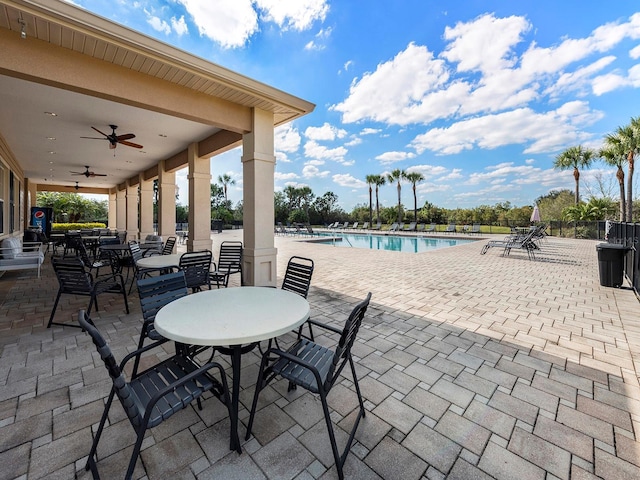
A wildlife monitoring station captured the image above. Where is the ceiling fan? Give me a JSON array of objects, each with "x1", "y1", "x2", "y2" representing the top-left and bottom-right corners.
[
  {"x1": 74, "y1": 181, "x2": 81, "y2": 190},
  {"x1": 70, "y1": 166, "x2": 107, "y2": 178},
  {"x1": 81, "y1": 124, "x2": 143, "y2": 150}
]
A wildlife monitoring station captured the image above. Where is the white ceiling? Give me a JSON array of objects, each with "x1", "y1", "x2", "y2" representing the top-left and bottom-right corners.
[{"x1": 0, "y1": 73, "x2": 218, "y2": 190}]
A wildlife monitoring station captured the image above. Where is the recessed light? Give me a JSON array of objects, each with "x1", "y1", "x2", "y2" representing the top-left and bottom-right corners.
[
  {"x1": 46, "y1": 136, "x2": 56, "y2": 140},
  {"x1": 44, "y1": 112, "x2": 57, "y2": 116},
  {"x1": 49, "y1": 161, "x2": 54, "y2": 164},
  {"x1": 158, "y1": 134, "x2": 167, "y2": 137},
  {"x1": 48, "y1": 151, "x2": 56, "y2": 155}
]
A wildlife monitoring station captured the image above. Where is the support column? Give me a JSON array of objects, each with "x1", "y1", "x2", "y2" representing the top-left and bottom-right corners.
[
  {"x1": 108, "y1": 189, "x2": 117, "y2": 230},
  {"x1": 126, "y1": 181, "x2": 139, "y2": 241},
  {"x1": 25, "y1": 179, "x2": 36, "y2": 227},
  {"x1": 116, "y1": 188, "x2": 126, "y2": 233},
  {"x1": 242, "y1": 108, "x2": 276, "y2": 286},
  {"x1": 139, "y1": 175, "x2": 154, "y2": 238},
  {"x1": 187, "y1": 143, "x2": 212, "y2": 252},
  {"x1": 158, "y1": 160, "x2": 176, "y2": 239}
]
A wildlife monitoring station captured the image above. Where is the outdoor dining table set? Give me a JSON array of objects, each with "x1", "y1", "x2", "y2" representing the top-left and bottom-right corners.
[{"x1": 73, "y1": 251, "x2": 372, "y2": 480}]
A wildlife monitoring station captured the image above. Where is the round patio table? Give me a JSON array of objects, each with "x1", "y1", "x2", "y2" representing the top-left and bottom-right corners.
[
  {"x1": 135, "y1": 253, "x2": 181, "y2": 271},
  {"x1": 154, "y1": 287, "x2": 310, "y2": 452}
]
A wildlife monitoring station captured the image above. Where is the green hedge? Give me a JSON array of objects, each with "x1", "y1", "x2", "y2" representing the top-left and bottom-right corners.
[{"x1": 52, "y1": 222, "x2": 107, "y2": 232}]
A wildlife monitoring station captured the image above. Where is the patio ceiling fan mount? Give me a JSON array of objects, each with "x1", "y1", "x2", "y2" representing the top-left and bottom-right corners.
[
  {"x1": 70, "y1": 165, "x2": 107, "y2": 178},
  {"x1": 80, "y1": 124, "x2": 143, "y2": 150}
]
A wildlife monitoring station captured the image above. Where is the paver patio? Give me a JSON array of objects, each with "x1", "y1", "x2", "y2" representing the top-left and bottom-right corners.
[{"x1": 1, "y1": 230, "x2": 639, "y2": 479}]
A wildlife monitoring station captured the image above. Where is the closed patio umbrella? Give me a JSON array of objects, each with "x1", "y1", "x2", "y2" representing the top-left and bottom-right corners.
[{"x1": 530, "y1": 204, "x2": 541, "y2": 223}]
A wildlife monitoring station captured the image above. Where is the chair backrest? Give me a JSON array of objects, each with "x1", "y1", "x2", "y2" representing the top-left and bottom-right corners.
[
  {"x1": 179, "y1": 250, "x2": 212, "y2": 290},
  {"x1": 75, "y1": 240, "x2": 94, "y2": 266},
  {"x1": 325, "y1": 292, "x2": 372, "y2": 390},
  {"x1": 281, "y1": 256, "x2": 314, "y2": 298},
  {"x1": 52, "y1": 257, "x2": 93, "y2": 294},
  {"x1": 162, "y1": 236, "x2": 177, "y2": 255},
  {"x1": 217, "y1": 241, "x2": 243, "y2": 273},
  {"x1": 137, "y1": 271, "x2": 188, "y2": 324},
  {"x1": 78, "y1": 311, "x2": 144, "y2": 428},
  {"x1": 128, "y1": 241, "x2": 144, "y2": 262}
]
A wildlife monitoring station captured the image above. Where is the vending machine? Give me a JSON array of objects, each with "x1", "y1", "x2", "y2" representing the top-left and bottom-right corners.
[{"x1": 30, "y1": 206, "x2": 53, "y2": 237}]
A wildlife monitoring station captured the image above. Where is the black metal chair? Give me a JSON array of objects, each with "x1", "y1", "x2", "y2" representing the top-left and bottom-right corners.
[
  {"x1": 179, "y1": 250, "x2": 213, "y2": 292},
  {"x1": 282, "y1": 256, "x2": 315, "y2": 339},
  {"x1": 47, "y1": 257, "x2": 129, "y2": 328},
  {"x1": 78, "y1": 310, "x2": 233, "y2": 480},
  {"x1": 210, "y1": 241, "x2": 243, "y2": 288},
  {"x1": 62, "y1": 231, "x2": 83, "y2": 256},
  {"x1": 76, "y1": 240, "x2": 110, "y2": 278},
  {"x1": 246, "y1": 293, "x2": 372, "y2": 480},
  {"x1": 126, "y1": 241, "x2": 157, "y2": 293},
  {"x1": 133, "y1": 271, "x2": 189, "y2": 375}
]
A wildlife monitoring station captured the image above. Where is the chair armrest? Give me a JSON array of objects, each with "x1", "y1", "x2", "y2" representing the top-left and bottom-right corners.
[
  {"x1": 119, "y1": 338, "x2": 170, "y2": 371},
  {"x1": 307, "y1": 318, "x2": 342, "y2": 334}
]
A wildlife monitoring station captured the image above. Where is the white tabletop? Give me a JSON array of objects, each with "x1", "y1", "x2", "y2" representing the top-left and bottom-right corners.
[
  {"x1": 155, "y1": 287, "x2": 310, "y2": 346},
  {"x1": 136, "y1": 253, "x2": 181, "y2": 270}
]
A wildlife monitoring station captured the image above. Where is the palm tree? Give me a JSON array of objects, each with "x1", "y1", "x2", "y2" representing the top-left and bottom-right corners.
[
  {"x1": 371, "y1": 175, "x2": 386, "y2": 223},
  {"x1": 615, "y1": 117, "x2": 640, "y2": 221},
  {"x1": 553, "y1": 145, "x2": 596, "y2": 205},
  {"x1": 601, "y1": 134, "x2": 627, "y2": 221},
  {"x1": 217, "y1": 173, "x2": 235, "y2": 202},
  {"x1": 387, "y1": 169, "x2": 405, "y2": 223},
  {"x1": 404, "y1": 171, "x2": 425, "y2": 224},
  {"x1": 365, "y1": 175, "x2": 375, "y2": 224}
]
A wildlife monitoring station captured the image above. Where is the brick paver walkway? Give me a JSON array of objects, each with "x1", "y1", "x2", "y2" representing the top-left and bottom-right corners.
[{"x1": 0, "y1": 230, "x2": 638, "y2": 479}]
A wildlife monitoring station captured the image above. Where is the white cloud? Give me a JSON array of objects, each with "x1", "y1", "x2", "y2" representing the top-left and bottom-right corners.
[
  {"x1": 631, "y1": 44, "x2": 640, "y2": 59},
  {"x1": 275, "y1": 171, "x2": 299, "y2": 181},
  {"x1": 302, "y1": 164, "x2": 330, "y2": 178},
  {"x1": 256, "y1": 0, "x2": 329, "y2": 31},
  {"x1": 361, "y1": 128, "x2": 381, "y2": 135},
  {"x1": 147, "y1": 15, "x2": 171, "y2": 35},
  {"x1": 332, "y1": 173, "x2": 367, "y2": 188},
  {"x1": 178, "y1": 0, "x2": 258, "y2": 48},
  {"x1": 375, "y1": 151, "x2": 416, "y2": 164},
  {"x1": 406, "y1": 164, "x2": 449, "y2": 177},
  {"x1": 305, "y1": 123, "x2": 347, "y2": 141},
  {"x1": 437, "y1": 168, "x2": 463, "y2": 181},
  {"x1": 275, "y1": 124, "x2": 302, "y2": 152},
  {"x1": 344, "y1": 137, "x2": 362, "y2": 147},
  {"x1": 410, "y1": 101, "x2": 602, "y2": 156},
  {"x1": 171, "y1": 15, "x2": 189, "y2": 36},
  {"x1": 305, "y1": 26, "x2": 332, "y2": 50},
  {"x1": 304, "y1": 140, "x2": 349, "y2": 163}
]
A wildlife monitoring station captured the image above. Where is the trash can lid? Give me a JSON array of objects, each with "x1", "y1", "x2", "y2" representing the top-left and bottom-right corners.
[{"x1": 596, "y1": 243, "x2": 629, "y2": 250}]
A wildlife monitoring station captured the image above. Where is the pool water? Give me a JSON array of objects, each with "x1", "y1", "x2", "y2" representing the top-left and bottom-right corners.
[{"x1": 314, "y1": 233, "x2": 476, "y2": 253}]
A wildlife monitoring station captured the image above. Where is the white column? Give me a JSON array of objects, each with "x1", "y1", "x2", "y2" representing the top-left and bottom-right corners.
[
  {"x1": 158, "y1": 160, "x2": 176, "y2": 239},
  {"x1": 108, "y1": 190, "x2": 117, "y2": 230},
  {"x1": 116, "y1": 188, "x2": 126, "y2": 233},
  {"x1": 126, "y1": 181, "x2": 139, "y2": 241},
  {"x1": 242, "y1": 108, "x2": 276, "y2": 286},
  {"x1": 187, "y1": 143, "x2": 212, "y2": 252},
  {"x1": 139, "y1": 175, "x2": 154, "y2": 238}
]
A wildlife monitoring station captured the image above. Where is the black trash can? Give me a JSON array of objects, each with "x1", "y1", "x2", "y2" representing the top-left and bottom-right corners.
[
  {"x1": 211, "y1": 219, "x2": 223, "y2": 233},
  {"x1": 596, "y1": 243, "x2": 628, "y2": 287}
]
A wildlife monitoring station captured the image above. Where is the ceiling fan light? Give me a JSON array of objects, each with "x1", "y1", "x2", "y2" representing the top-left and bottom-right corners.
[{"x1": 109, "y1": 143, "x2": 116, "y2": 149}]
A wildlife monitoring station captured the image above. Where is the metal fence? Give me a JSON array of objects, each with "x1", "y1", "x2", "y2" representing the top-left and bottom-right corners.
[{"x1": 605, "y1": 222, "x2": 640, "y2": 296}]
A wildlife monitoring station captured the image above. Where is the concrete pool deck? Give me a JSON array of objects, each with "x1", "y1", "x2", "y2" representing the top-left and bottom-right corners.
[{"x1": 1, "y1": 230, "x2": 639, "y2": 479}]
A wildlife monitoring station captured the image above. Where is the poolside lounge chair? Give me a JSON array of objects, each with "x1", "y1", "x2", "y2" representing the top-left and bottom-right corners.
[
  {"x1": 337, "y1": 221, "x2": 349, "y2": 229},
  {"x1": 444, "y1": 223, "x2": 456, "y2": 234},
  {"x1": 480, "y1": 228, "x2": 539, "y2": 260},
  {"x1": 416, "y1": 223, "x2": 425, "y2": 233},
  {"x1": 470, "y1": 224, "x2": 481, "y2": 235},
  {"x1": 361, "y1": 221, "x2": 369, "y2": 230},
  {"x1": 424, "y1": 223, "x2": 436, "y2": 233},
  {"x1": 388, "y1": 223, "x2": 399, "y2": 232},
  {"x1": 404, "y1": 222, "x2": 417, "y2": 232},
  {"x1": 350, "y1": 222, "x2": 359, "y2": 230},
  {"x1": 370, "y1": 221, "x2": 382, "y2": 231}
]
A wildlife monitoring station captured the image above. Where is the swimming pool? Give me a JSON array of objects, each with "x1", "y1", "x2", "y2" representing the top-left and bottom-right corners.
[{"x1": 313, "y1": 233, "x2": 476, "y2": 253}]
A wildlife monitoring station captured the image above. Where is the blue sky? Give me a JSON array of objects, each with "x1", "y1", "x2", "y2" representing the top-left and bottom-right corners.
[{"x1": 74, "y1": 1, "x2": 640, "y2": 211}]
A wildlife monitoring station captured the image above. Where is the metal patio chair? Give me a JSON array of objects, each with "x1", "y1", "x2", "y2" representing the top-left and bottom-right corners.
[
  {"x1": 79, "y1": 310, "x2": 233, "y2": 480},
  {"x1": 281, "y1": 255, "x2": 315, "y2": 339},
  {"x1": 246, "y1": 293, "x2": 372, "y2": 480},
  {"x1": 133, "y1": 271, "x2": 189, "y2": 375},
  {"x1": 47, "y1": 257, "x2": 129, "y2": 328},
  {"x1": 179, "y1": 250, "x2": 213, "y2": 292},
  {"x1": 210, "y1": 241, "x2": 243, "y2": 288}
]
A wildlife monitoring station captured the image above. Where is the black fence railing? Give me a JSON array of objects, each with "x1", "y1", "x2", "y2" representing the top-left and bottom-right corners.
[{"x1": 605, "y1": 222, "x2": 640, "y2": 296}]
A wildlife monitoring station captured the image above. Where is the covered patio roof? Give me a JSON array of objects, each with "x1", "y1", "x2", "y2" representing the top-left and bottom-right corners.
[{"x1": 0, "y1": 0, "x2": 314, "y2": 192}]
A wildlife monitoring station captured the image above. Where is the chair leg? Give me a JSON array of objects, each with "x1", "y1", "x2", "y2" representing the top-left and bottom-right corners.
[
  {"x1": 319, "y1": 390, "x2": 346, "y2": 480},
  {"x1": 47, "y1": 291, "x2": 63, "y2": 328},
  {"x1": 125, "y1": 427, "x2": 147, "y2": 480},
  {"x1": 86, "y1": 389, "x2": 116, "y2": 475},
  {"x1": 245, "y1": 353, "x2": 271, "y2": 440}
]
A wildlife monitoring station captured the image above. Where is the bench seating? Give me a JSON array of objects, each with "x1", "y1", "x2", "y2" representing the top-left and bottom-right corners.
[{"x1": 0, "y1": 237, "x2": 45, "y2": 277}]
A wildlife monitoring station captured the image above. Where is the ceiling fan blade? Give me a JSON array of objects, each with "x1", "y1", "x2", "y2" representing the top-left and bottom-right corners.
[
  {"x1": 90, "y1": 173, "x2": 108, "y2": 177},
  {"x1": 116, "y1": 133, "x2": 136, "y2": 141},
  {"x1": 70, "y1": 171, "x2": 85, "y2": 175},
  {"x1": 119, "y1": 140, "x2": 144, "y2": 148},
  {"x1": 91, "y1": 126, "x2": 109, "y2": 137},
  {"x1": 80, "y1": 136, "x2": 107, "y2": 140}
]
